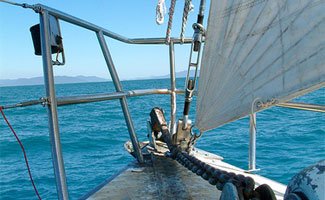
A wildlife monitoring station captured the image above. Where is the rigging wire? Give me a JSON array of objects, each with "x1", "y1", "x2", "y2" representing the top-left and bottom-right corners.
[
  {"x1": 0, "y1": 0, "x2": 25, "y2": 7},
  {"x1": 0, "y1": 0, "x2": 36, "y2": 11},
  {"x1": 0, "y1": 107, "x2": 42, "y2": 200}
]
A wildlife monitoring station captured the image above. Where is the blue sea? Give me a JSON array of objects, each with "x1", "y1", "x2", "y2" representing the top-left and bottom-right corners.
[{"x1": 0, "y1": 78, "x2": 324, "y2": 199}]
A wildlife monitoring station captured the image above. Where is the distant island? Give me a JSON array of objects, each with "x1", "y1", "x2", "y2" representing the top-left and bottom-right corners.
[
  {"x1": 143, "y1": 70, "x2": 199, "y2": 80},
  {"x1": 0, "y1": 76, "x2": 109, "y2": 87},
  {"x1": 0, "y1": 70, "x2": 199, "y2": 87}
]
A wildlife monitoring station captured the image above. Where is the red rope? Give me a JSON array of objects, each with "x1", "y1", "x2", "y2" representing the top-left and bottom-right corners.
[{"x1": 0, "y1": 107, "x2": 42, "y2": 200}]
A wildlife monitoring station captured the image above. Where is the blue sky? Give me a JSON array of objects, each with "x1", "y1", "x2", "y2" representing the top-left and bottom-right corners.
[{"x1": 0, "y1": 0, "x2": 207, "y2": 80}]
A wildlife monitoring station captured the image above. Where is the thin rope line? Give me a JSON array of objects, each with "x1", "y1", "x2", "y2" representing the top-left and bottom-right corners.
[
  {"x1": 0, "y1": 107, "x2": 42, "y2": 200},
  {"x1": 166, "y1": 0, "x2": 177, "y2": 44},
  {"x1": 180, "y1": 0, "x2": 193, "y2": 43}
]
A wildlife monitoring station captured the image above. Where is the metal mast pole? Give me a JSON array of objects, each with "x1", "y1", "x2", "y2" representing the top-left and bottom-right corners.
[
  {"x1": 40, "y1": 10, "x2": 69, "y2": 200},
  {"x1": 169, "y1": 41, "x2": 177, "y2": 135},
  {"x1": 249, "y1": 113, "x2": 257, "y2": 171}
]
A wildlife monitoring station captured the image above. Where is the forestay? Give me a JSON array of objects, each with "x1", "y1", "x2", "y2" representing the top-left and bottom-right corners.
[{"x1": 196, "y1": 0, "x2": 325, "y2": 132}]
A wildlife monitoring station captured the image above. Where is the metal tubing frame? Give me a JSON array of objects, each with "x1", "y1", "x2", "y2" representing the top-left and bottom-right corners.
[
  {"x1": 5, "y1": 3, "x2": 195, "y2": 199},
  {"x1": 249, "y1": 113, "x2": 256, "y2": 171},
  {"x1": 32, "y1": 3, "x2": 192, "y2": 165},
  {"x1": 96, "y1": 31, "x2": 144, "y2": 163},
  {"x1": 184, "y1": 43, "x2": 203, "y2": 88},
  {"x1": 1, "y1": 89, "x2": 186, "y2": 110},
  {"x1": 40, "y1": 10, "x2": 69, "y2": 200},
  {"x1": 169, "y1": 41, "x2": 177, "y2": 135},
  {"x1": 277, "y1": 102, "x2": 325, "y2": 112},
  {"x1": 34, "y1": 4, "x2": 192, "y2": 45},
  {"x1": 57, "y1": 89, "x2": 184, "y2": 106},
  {"x1": 1, "y1": 99, "x2": 45, "y2": 109}
]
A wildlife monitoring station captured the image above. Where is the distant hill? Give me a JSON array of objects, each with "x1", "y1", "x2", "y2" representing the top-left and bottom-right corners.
[
  {"x1": 0, "y1": 71, "x2": 199, "y2": 87},
  {"x1": 138, "y1": 70, "x2": 200, "y2": 80},
  {"x1": 0, "y1": 76, "x2": 109, "y2": 87}
]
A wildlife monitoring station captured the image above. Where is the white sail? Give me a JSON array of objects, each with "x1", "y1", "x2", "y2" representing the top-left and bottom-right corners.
[{"x1": 196, "y1": 0, "x2": 325, "y2": 132}]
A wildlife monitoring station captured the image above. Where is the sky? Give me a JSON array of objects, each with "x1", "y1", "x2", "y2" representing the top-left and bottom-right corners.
[{"x1": 0, "y1": 0, "x2": 209, "y2": 80}]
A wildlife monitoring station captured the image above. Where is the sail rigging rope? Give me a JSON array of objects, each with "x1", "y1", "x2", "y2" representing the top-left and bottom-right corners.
[
  {"x1": 165, "y1": 0, "x2": 177, "y2": 44},
  {"x1": 156, "y1": 0, "x2": 166, "y2": 25},
  {"x1": 180, "y1": 0, "x2": 194, "y2": 43},
  {"x1": 0, "y1": 107, "x2": 42, "y2": 200}
]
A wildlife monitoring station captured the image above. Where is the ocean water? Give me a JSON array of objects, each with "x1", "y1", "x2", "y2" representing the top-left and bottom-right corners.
[{"x1": 0, "y1": 78, "x2": 324, "y2": 199}]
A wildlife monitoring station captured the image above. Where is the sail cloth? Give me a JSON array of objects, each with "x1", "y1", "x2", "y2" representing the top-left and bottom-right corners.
[{"x1": 195, "y1": 0, "x2": 325, "y2": 132}]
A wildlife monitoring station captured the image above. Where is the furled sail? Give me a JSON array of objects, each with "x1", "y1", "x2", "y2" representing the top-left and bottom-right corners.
[{"x1": 196, "y1": 0, "x2": 325, "y2": 132}]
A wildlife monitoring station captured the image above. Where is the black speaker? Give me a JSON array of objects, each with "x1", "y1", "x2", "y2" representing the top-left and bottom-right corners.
[{"x1": 30, "y1": 16, "x2": 63, "y2": 56}]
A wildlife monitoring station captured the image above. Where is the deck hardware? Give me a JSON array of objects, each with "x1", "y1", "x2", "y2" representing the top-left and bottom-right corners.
[
  {"x1": 182, "y1": 79, "x2": 194, "y2": 130},
  {"x1": 147, "y1": 121, "x2": 157, "y2": 149},
  {"x1": 150, "y1": 107, "x2": 174, "y2": 151},
  {"x1": 192, "y1": 22, "x2": 205, "y2": 51},
  {"x1": 180, "y1": 0, "x2": 206, "y2": 131},
  {"x1": 174, "y1": 119, "x2": 192, "y2": 151},
  {"x1": 254, "y1": 98, "x2": 278, "y2": 110},
  {"x1": 40, "y1": 97, "x2": 49, "y2": 107},
  {"x1": 192, "y1": 0, "x2": 206, "y2": 51},
  {"x1": 190, "y1": 126, "x2": 202, "y2": 142},
  {"x1": 30, "y1": 15, "x2": 65, "y2": 65}
]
